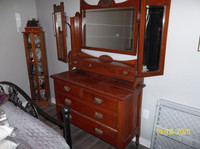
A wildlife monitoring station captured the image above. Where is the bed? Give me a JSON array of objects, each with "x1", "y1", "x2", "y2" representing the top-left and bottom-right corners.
[{"x1": 0, "y1": 81, "x2": 71, "y2": 149}]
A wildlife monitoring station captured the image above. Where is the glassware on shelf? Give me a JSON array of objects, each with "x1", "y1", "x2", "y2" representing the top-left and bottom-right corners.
[
  {"x1": 32, "y1": 77, "x2": 37, "y2": 88},
  {"x1": 31, "y1": 64, "x2": 35, "y2": 75},
  {"x1": 29, "y1": 50, "x2": 33, "y2": 61},
  {"x1": 40, "y1": 89, "x2": 46, "y2": 99},
  {"x1": 37, "y1": 63, "x2": 43, "y2": 75},
  {"x1": 36, "y1": 48, "x2": 42, "y2": 61},
  {"x1": 27, "y1": 35, "x2": 31, "y2": 46},
  {"x1": 34, "y1": 35, "x2": 40, "y2": 47},
  {"x1": 38, "y1": 76, "x2": 44, "y2": 87}
]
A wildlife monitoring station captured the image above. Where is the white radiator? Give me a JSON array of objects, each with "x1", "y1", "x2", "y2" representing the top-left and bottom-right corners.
[{"x1": 151, "y1": 99, "x2": 200, "y2": 149}]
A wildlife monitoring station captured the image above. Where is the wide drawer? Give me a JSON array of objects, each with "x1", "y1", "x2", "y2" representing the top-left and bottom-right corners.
[
  {"x1": 55, "y1": 92, "x2": 118, "y2": 129},
  {"x1": 82, "y1": 90, "x2": 118, "y2": 113},
  {"x1": 54, "y1": 80, "x2": 81, "y2": 97},
  {"x1": 57, "y1": 105, "x2": 117, "y2": 146}
]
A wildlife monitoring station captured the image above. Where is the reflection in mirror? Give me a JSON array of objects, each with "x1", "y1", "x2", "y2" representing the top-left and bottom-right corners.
[
  {"x1": 55, "y1": 12, "x2": 62, "y2": 31},
  {"x1": 55, "y1": 12, "x2": 65, "y2": 59},
  {"x1": 82, "y1": 7, "x2": 135, "y2": 51},
  {"x1": 142, "y1": 6, "x2": 165, "y2": 73},
  {"x1": 53, "y1": 2, "x2": 67, "y2": 62}
]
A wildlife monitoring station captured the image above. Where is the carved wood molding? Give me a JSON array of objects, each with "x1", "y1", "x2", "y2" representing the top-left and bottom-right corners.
[
  {"x1": 98, "y1": 0, "x2": 116, "y2": 7},
  {"x1": 99, "y1": 55, "x2": 113, "y2": 63}
]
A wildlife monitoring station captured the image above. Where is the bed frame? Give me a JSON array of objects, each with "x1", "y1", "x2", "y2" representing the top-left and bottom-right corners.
[{"x1": 0, "y1": 81, "x2": 72, "y2": 148}]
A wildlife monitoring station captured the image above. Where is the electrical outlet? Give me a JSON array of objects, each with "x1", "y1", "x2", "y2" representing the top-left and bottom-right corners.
[{"x1": 143, "y1": 109, "x2": 149, "y2": 119}]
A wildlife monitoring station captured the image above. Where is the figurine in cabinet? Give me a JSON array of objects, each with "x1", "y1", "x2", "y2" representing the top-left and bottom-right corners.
[
  {"x1": 52, "y1": 0, "x2": 171, "y2": 148},
  {"x1": 23, "y1": 27, "x2": 50, "y2": 107}
]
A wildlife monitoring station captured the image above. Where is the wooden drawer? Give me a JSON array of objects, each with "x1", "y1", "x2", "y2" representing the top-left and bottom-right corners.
[
  {"x1": 54, "y1": 80, "x2": 81, "y2": 97},
  {"x1": 55, "y1": 92, "x2": 118, "y2": 129},
  {"x1": 82, "y1": 90, "x2": 118, "y2": 113},
  {"x1": 57, "y1": 105, "x2": 117, "y2": 146},
  {"x1": 117, "y1": 69, "x2": 135, "y2": 78}
]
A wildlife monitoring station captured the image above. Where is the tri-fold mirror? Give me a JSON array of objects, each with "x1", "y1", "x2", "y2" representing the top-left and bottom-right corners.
[{"x1": 52, "y1": 0, "x2": 171, "y2": 78}]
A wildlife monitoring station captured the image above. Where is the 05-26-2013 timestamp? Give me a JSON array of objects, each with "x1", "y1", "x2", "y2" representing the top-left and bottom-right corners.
[{"x1": 156, "y1": 128, "x2": 191, "y2": 135}]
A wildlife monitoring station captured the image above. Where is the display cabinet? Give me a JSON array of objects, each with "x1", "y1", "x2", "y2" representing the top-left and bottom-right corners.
[{"x1": 23, "y1": 27, "x2": 50, "y2": 107}]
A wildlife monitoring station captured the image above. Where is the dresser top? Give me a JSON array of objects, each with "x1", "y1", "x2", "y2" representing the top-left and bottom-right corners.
[{"x1": 51, "y1": 70, "x2": 137, "y2": 99}]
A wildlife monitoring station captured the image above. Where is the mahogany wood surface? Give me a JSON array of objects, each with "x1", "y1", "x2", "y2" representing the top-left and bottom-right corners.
[
  {"x1": 137, "y1": 0, "x2": 171, "y2": 77},
  {"x1": 23, "y1": 27, "x2": 50, "y2": 107},
  {"x1": 51, "y1": 70, "x2": 144, "y2": 149},
  {"x1": 51, "y1": 0, "x2": 171, "y2": 148}
]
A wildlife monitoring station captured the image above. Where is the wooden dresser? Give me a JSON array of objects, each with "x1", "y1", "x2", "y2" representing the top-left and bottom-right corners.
[
  {"x1": 51, "y1": 70, "x2": 144, "y2": 148},
  {"x1": 52, "y1": 0, "x2": 171, "y2": 148}
]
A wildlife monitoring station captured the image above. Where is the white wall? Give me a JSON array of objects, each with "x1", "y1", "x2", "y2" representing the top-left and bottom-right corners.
[
  {"x1": 0, "y1": 0, "x2": 37, "y2": 94},
  {"x1": 35, "y1": 0, "x2": 80, "y2": 99},
  {"x1": 141, "y1": 0, "x2": 200, "y2": 142}
]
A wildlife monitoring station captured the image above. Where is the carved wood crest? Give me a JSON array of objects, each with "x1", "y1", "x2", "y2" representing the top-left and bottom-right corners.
[{"x1": 98, "y1": 0, "x2": 116, "y2": 7}]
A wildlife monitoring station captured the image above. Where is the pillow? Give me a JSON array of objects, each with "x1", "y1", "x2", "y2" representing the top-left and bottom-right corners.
[
  {"x1": 0, "y1": 92, "x2": 8, "y2": 106},
  {"x1": 0, "y1": 140, "x2": 18, "y2": 149},
  {"x1": 0, "y1": 126, "x2": 18, "y2": 149},
  {"x1": 0, "y1": 125, "x2": 14, "y2": 141}
]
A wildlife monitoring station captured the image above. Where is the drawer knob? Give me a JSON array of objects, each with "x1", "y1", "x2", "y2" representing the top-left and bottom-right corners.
[
  {"x1": 64, "y1": 86, "x2": 70, "y2": 92},
  {"x1": 74, "y1": 60, "x2": 77, "y2": 64},
  {"x1": 94, "y1": 97, "x2": 103, "y2": 105},
  {"x1": 65, "y1": 98, "x2": 72, "y2": 105},
  {"x1": 94, "y1": 112, "x2": 103, "y2": 120},
  {"x1": 95, "y1": 128, "x2": 103, "y2": 135},
  {"x1": 122, "y1": 70, "x2": 129, "y2": 75}
]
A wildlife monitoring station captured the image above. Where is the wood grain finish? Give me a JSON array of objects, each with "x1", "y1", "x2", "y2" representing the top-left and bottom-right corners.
[
  {"x1": 23, "y1": 27, "x2": 50, "y2": 107},
  {"x1": 51, "y1": 70, "x2": 144, "y2": 149},
  {"x1": 51, "y1": 0, "x2": 171, "y2": 148}
]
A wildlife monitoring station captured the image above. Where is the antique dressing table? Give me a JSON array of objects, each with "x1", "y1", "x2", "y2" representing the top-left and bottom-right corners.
[{"x1": 51, "y1": 0, "x2": 171, "y2": 148}]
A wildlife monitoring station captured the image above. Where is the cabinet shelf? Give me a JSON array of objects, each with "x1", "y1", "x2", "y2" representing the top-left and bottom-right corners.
[{"x1": 23, "y1": 27, "x2": 50, "y2": 107}]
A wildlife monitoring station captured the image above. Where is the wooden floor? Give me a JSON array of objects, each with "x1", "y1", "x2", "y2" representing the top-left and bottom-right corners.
[{"x1": 39, "y1": 103, "x2": 148, "y2": 149}]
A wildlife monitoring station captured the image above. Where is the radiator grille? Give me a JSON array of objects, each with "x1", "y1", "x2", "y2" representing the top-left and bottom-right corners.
[{"x1": 151, "y1": 99, "x2": 200, "y2": 149}]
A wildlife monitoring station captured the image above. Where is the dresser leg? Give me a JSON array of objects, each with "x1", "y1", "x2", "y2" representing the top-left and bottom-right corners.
[{"x1": 136, "y1": 135, "x2": 140, "y2": 146}]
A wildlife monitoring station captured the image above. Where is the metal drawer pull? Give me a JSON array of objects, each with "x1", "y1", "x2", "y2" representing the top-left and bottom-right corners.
[
  {"x1": 95, "y1": 128, "x2": 103, "y2": 135},
  {"x1": 94, "y1": 97, "x2": 103, "y2": 105},
  {"x1": 69, "y1": 114, "x2": 72, "y2": 119},
  {"x1": 73, "y1": 60, "x2": 77, "y2": 64},
  {"x1": 94, "y1": 112, "x2": 103, "y2": 120},
  {"x1": 64, "y1": 86, "x2": 70, "y2": 92},
  {"x1": 122, "y1": 70, "x2": 129, "y2": 75},
  {"x1": 65, "y1": 98, "x2": 71, "y2": 105}
]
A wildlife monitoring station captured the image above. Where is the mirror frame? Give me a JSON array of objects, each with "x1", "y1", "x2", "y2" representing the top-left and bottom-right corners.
[
  {"x1": 53, "y1": 2, "x2": 68, "y2": 62},
  {"x1": 80, "y1": 0, "x2": 140, "y2": 55},
  {"x1": 137, "y1": 0, "x2": 171, "y2": 77}
]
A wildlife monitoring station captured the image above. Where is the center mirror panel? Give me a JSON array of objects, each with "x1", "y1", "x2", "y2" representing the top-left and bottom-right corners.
[{"x1": 82, "y1": 6, "x2": 137, "y2": 55}]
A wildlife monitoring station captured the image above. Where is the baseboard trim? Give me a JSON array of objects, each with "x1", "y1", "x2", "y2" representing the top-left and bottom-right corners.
[{"x1": 132, "y1": 137, "x2": 151, "y2": 148}]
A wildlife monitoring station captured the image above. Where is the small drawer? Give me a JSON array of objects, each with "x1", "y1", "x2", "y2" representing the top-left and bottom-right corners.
[
  {"x1": 58, "y1": 106, "x2": 118, "y2": 146},
  {"x1": 83, "y1": 90, "x2": 118, "y2": 113},
  {"x1": 117, "y1": 69, "x2": 135, "y2": 78},
  {"x1": 55, "y1": 92, "x2": 118, "y2": 129},
  {"x1": 54, "y1": 80, "x2": 81, "y2": 97}
]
